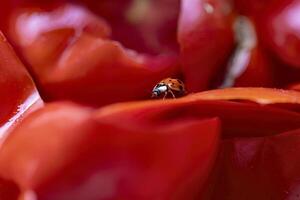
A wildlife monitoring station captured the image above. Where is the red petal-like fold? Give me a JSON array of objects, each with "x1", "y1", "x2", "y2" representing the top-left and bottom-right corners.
[
  {"x1": 0, "y1": 32, "x2": 42, "y2": 142},
  {"x1": 77, "y1": 0, "x2": 180, "y2": 55},
  {"x1": 0, "y1": 102, "x2": 220, "y2": 199},
  {"x1": 0, "y1": 88, "x2": 300, "y2": 199},
  {"x1": 96, "y1": 88, "x2": 300, "y2": 138},
  {"x1": 2, "y1": 1, "x2": 300, "y2": 198},
  {"x1": 178, "y1": 0, "x2": 235, "y2": 91},
  {"x1": 193, "y1": 87, "x2": 300, "y2": 104},
  {"x1": 6, "y1": 3, "x2": 180, "y2": 107}
]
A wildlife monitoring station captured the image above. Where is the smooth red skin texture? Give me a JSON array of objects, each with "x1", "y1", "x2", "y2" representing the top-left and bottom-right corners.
[
  {"x1": 0, "y1": 103, "x2": 220, "y2": 200},
  {"x1": 7, "y1": 4, "x2": 180, "y2": 107},
  {"x1": 212, "y1": 128, "x2": 300, "y2": 200},
  {"x1": 258, "y1": 0, "x2": 300, "y2": 69},
  {"x1": 0, "y1": 32, "x2": 42, "y2": 141},
  {"x1": 178, "y1": 0, "x2": 235, "y2": 92},
  {"x1": 76, "y1": 0, "x2": 180, "y2": 55}
]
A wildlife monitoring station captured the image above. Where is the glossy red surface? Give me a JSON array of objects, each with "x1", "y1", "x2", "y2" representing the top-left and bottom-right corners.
[
  {"x1": 178, "y1": 0, "x2": 235, "y2": 91},
  {"x1": 96, "y1": 88, "x2": 300, "y2": 138},
  {"x1": 0, "y1": 102, "x2": 220, "y2": 199},
  {"x1": 1, "y1": 88, "x2": 300, "y2": 199},
  {"x1": 0, "y1": 32, "x2": 42, "y2": 142},
  {"x1": 258, "y1": 0, "x2": 300, "y2": 68},
  {"x1": 7, "y1": 3, "x2": 180, "y2": 107},
  {"x1": 1, "y1": 1, "x2": 300, "y2": 199}
]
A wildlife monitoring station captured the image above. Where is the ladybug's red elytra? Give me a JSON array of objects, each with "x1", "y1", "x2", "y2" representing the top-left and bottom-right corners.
[{"x1": 152, "y1": 78, "x2": 186, "y2": 99}]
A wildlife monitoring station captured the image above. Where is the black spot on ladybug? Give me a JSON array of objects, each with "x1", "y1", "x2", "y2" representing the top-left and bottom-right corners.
[{"x1": 179, "y1": 85, "x2": 183, "y2": 90}]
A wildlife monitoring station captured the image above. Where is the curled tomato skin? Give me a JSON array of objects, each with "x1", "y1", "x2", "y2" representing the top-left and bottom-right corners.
[
  {"x1": 2, "y1": 1, "x2": 300, "y2": 199},
  {"x1": 0, "y1": 102, "x2": 220, "y2": 200},
  {"x1": 76, "y1": 0, "x2": 180, "y2": 56},
  {"x1": 97, "y1": 88, "x2": 300, "y2": 138},
  {"x1": 178, "y1": 0, "x2": 235, "y2": 92},
  {"x1": 0, "y1": 87, "x2": 300, "y2": 199},
  {"x1": 192, "y1": 87, "x2": 300, "y2": 104},
  {"x1": 0, "y1": 30, "x2": 41, "y2": 200},
  {"x1": 0, "y1": 32, "x2": 42, "y2": 141},
  {"x1": 6, "y1": 3, "x2": 180, "y2": 107}
]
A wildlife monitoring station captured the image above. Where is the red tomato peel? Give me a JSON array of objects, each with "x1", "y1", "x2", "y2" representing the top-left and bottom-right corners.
[
  {"x1": 0, "y1": 102, "x2": 220, "y2": 200},
  {"x1": 0, "y1": 32, "x2": 42, "y2": 143}
]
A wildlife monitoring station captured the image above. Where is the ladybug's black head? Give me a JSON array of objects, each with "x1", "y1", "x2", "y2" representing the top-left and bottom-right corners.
[
  {"x1": 151, "y1": 83, "x2": 167, "y2": 98},
  {"x1": 151, "y1": 89, "x2": 160, "y2": 98}
]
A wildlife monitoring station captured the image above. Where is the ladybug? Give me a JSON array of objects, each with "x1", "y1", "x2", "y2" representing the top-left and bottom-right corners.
[{"x1": 151, "y1": 78, "x2": 186, "y2": 99}]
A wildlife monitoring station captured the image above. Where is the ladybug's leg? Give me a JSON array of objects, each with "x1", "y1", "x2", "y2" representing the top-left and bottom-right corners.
[
  {"x1": 163, "y1": 92, "x2": 168, "y2": 100},
  {"x1": 169, "y1": 89, "x2": 176, "y2": 99}
]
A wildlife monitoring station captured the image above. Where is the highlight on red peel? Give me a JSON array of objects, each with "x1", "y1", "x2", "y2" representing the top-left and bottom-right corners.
[
  {"x1": 192, "y1": 87, "x2": 300, "y2": 105},
  {"x1": 221, "y1": 16, "x2": 277, "y2": 88},
  {"x1": 0, "y1": 32, "x2": 42, "y2": 143},
  {"x1": 0, "y1": 102, "x2": 220, "y2": 199},
  {"x1": 232, "y1": 47, "x2": 276, "y2": 87},
  {"x1": 6, "y1": 3, "x2": 180, "y2": 107}
]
